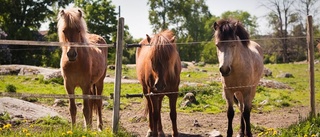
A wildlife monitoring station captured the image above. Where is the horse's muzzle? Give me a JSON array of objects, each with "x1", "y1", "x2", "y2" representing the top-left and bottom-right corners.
[
  {"x1": 67, "y1": 51, "x2": 77, "y2": 61},
  {"x1": 154, "y1": 79, "x2": 166, "y2": 91},
  {"x1": 219, "y1": 66, "x2": 231, "y2": 77}
]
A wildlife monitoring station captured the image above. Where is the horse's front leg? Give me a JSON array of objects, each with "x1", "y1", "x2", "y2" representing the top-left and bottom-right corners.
[
  {"x1": 82, "y1": 85, "x2": 93, "y2": 130},
  {"x1": 243, "y1": 96, "x2": 253, "y2": 137},
  {"x1": 157, "y1": 95, "x2": 165, "y2": 137},
  {"x1": 65, "y1": 83, "x2": 77, "y2": 129},
  {"x1": 151, "y1": 95, "x2": 160, "y2": 137},
  {"x1": 225, "y1": 92, "x2": 235, "y2": 137},
  {"x1": 146, "y1": 96, "x2": 153, "y2": 137},
  {"x1": 168, "y1": 93, "x2": 178, "y2": 137}
]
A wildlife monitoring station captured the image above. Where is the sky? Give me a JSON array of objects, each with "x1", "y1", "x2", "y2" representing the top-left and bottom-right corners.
[
  {"x1": 40, "y1": 0, "x2": 270, "y2": 39},
  {"x1": 111, "y1": 0, "x2": 270, "y2": 39}
]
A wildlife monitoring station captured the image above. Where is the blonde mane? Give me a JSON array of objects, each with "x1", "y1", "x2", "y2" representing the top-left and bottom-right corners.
[{"x1": 57, "y1": 8, "x2": 88, "y2": 44}]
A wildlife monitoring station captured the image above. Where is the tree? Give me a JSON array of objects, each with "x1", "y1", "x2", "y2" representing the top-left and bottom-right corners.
[
  {"x1": 75, "y1": 0, "x2": 118, "y2": 43},
  {"x1": 262, "y1": 0, "x2": 299, "y2": 63},
  {"x1": 147, "y1": 0, "x2": 213, "y2": 62},
  {"x1": 0, "y1": 0, "x2": 71, "y2": 65}
]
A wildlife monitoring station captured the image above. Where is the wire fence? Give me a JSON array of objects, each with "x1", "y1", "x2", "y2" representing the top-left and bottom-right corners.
[
  {"x1": 0, "y1": 35, "x2": 319, "y2": 99},
  {"x1": 1, "y1": 35, "x2": 320, "y2": 47}
]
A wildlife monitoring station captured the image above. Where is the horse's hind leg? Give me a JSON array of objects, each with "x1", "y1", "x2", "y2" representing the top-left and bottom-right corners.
[{"x1": 168, "y1": 93, "x2": 178, "y2": 137}]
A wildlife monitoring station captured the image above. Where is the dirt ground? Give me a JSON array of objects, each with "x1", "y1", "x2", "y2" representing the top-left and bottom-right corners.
[
  {"x1": 1, "y1": 65, "x2": 317, "y2": 137},
  {"x1": 50, "y1": 101, "x2": 313, "y2": 137}
]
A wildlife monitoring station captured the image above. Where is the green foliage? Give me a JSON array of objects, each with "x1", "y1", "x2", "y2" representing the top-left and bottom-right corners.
[
  {"x1": 0, "y1": 0, "x2": 70, "y2": 65},
  {"x1": 5, "y1": 84, "x2": 16, "y2": 93},
  {"x1": 0, "y1": 112, "x2": 11, "y2": 121}
]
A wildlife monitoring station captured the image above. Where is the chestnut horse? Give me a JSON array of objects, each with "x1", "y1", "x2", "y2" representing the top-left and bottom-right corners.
[
  {"x1": 136, "y1": 30, "x2": 181, "y2": 137},
  {"x1": 213, "y1": 19, "x2": 264, "y2": 137},
  {"x1": 57, "y1": 8, "x2": 108, "y2": 131}
]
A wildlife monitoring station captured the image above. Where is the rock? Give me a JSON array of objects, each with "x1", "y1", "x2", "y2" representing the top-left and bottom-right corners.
[
  {"x1": 123, "y1": 76, "x2": 129, "y2": 79},
  {"x1": 277, "y1": 73, "x2": 294, "y2": 78},
  {"x1": 53, "y1": 99, "x2": 67, "y2": 107},
  {"x1": 193, "y1": 119, "x2": 201, "y2": 127},
  {"x1": 201, "y1": 69, "x2": 207, "y2": 72},
  {"x1": 18, "y1": 67, "x2": 40, "y2": 75},
  {"x1": 0, "y1": 97, "x2": 61, "y2": 120},
  {"x1": 186, "y1": 74, "x2": 191, "y2": 77},
  {"x1": 181, "y1": 62, "x2": 188, "y2": 68},
  {"x1": 207, "y1": 129, "x2": 223, "y2": 137},
  {"x1": 108, "y1": 65, "x2": 115, "y2": 70},
  {"x1": 183, "y1": 92, "x2": 196, "y2": 103},
  {"x1": 264, "y1": 67, "x2": 272, "y2": 77},
  {"x1": 44, "y1": 71, "x2": 62, "y2": 80}
]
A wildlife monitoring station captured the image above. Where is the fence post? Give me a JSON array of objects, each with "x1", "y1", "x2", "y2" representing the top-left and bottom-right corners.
[
  {"x1": 112, "y1": 17, "x2": 124, "y2": 133},
  {"x1": 307, "y1": 15, "x2": 315, "y2": 116}
]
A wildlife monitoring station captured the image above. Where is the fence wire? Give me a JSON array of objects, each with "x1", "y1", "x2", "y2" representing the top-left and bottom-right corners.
[{"x1": 1, "y1": 36, "x2": 319, "y2": 48}]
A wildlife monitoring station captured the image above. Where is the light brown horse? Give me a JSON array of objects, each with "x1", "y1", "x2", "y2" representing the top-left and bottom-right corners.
[
  {"x1": 136, "y1": 30, "x2": 181, "y2": 137},
  {"x1": 57, "y1": 8, "x2": 108, "y2": 131},
  {"x1": 213, "y1": 19, "x2": 264, "y2": 137}
]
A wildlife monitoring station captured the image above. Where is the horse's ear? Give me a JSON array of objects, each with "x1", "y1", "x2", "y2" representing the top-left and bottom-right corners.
[
  {"x1": 233, "y1": 21, "x2": 239, "y2": 31},
  {"x1": 59, "y1": 10, "x2": 65, "y2": 16},
  {"x1": 213, "y1": 22, "x2": 219, "y2": 30},
  {"x1": 146, "y1": 34, "x2": 151, "y2": 43},
  {"x1": 78, "y1": 9, "x2": 83, "y2": 17},
  {"x1": 170, "y1": 36, "x2": 176, "y2": 43}
]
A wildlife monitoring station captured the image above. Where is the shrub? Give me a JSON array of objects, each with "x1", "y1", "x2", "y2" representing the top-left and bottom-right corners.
[{"x1": 5, "y1": 84, "x2": 16, "y2": 93}]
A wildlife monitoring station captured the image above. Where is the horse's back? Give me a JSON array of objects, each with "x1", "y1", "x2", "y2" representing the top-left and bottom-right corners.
[{"x1": 249, "y1": 40, "x2": 264, "y2": 81}]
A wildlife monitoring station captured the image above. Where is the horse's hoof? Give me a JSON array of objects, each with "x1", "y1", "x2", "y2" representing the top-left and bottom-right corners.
[
  {"x1": 159, "y1": 131, "x2": 165, "y2": 137},
  {"x1": 145, "y1": 129, "x2": 152, "y2": 137},
  {"x1": 172, "y1": 132, "x2": 179, "y2": 137},
  {"x1": 236, "y1": 133, "x2": 244, "y2": 137}
]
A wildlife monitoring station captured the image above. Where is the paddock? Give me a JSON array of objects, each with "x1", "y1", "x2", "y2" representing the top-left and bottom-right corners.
[{"x1": 0, "y1": 16, "x2": 319, "y2": 136}]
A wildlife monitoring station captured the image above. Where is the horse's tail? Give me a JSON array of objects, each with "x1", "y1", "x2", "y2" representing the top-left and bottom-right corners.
[{"x1": 90, "y1": 84, "x2": 98, "y2": 115}]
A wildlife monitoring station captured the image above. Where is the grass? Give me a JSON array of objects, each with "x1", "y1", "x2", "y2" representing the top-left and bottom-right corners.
[{"x1": 0, "y1": 62, "x2": 320, "y2": 136}]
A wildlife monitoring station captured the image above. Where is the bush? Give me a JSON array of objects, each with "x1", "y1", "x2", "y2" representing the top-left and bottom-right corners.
[{"x1": 5, "y1": 84, "x2": 16, "y2": 93}]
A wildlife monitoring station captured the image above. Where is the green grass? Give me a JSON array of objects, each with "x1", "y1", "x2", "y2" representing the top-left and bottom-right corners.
[{"x1": 1, "y1": 63, "x2": 320, "y2": 136}]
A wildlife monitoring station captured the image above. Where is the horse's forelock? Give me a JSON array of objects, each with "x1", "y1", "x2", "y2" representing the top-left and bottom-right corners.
[
  {"x1": 149, "y1": 30, "x2": 177, "y2": 78},
  {"x1": 215, "y1": 19, "x2": 250, "y2": 46},
  {"x1": 57, "y1": 8, "x2": 88, "y2": 43}
]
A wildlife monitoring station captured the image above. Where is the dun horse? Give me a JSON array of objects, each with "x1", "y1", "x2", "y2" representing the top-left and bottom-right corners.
[
  {"x1": 57, "y1": 8, "x2": 108, "y2": 131},
  {"x1": 213, "y1": 19, "x2": 264, "y2": 137},
  {"x1": 136, "y1": 30, "x2": 181, "y2": 137}
]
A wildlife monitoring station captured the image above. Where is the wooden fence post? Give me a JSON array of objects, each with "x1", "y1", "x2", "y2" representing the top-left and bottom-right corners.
[
  {"x1": 307, "y1": 15, "x2": 315, "y2": 116},
  {"x1": 112, "y1": 17, "x2": 124, "y2": 133}
]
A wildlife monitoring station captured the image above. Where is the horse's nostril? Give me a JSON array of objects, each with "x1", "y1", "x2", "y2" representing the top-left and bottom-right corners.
[{"x1": 219, "y1": 66, "x2": 231, "y2": 76}]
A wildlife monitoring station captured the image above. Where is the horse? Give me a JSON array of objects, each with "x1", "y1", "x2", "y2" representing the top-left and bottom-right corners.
[
  {"x1": 136, "y1": 30, "x2": 181, "y2": 137},
  {"x1": 213, "y1": 19, "x2": 264, "y2": 137},
  {"x1": 57, "y1": 8, "x2": 108, "y2": 131}
]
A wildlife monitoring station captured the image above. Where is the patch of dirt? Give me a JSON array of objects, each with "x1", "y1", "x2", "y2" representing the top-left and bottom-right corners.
[{"x1": 49, "y1": 101, "x2": 314, "y2": 137}]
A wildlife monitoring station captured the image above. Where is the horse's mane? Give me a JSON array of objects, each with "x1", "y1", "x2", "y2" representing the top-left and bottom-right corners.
[
  {"x1": 149, "y1": 30, "x2": 177, "y2": 77},
  {"x1": 150, "y1": 30, "x2": 176, "y2": 62},
  {"x1": 57, "y1": 8, "x2": 88, "y2": 43},
  {"x1": 214, "y1": 19, "x2": 250, "y2": 46}
]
